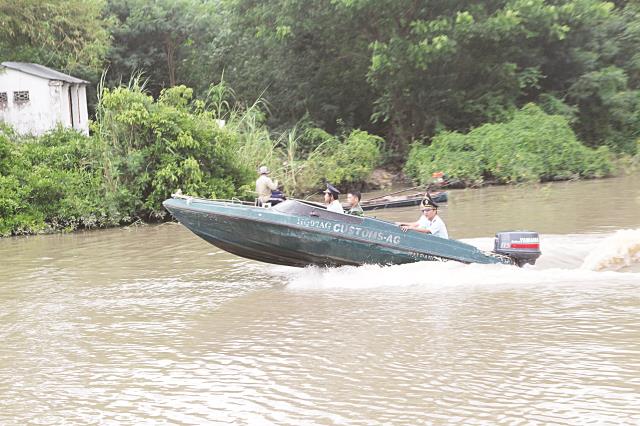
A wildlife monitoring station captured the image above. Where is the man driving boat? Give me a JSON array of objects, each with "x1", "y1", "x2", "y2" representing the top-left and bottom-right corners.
[
  {"x1": 397, "y1": 196, "x2": 448, "y2": 239},
  {"x1": 255, "y1": 165, "x2": 278, "y2": 205}
]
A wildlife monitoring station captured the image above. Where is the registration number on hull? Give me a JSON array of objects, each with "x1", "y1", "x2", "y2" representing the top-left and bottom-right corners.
[
  {"x1": 409, "y1": 251, "x2": 446, "y2": 262},
  {"x1": 296, "y1": 218, "x2": 402, "y2": 245}
]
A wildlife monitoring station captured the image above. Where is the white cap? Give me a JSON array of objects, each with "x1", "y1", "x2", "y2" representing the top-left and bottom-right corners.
[{"x1": 259, "y1": 166, "x2": 270, "y2": 174}]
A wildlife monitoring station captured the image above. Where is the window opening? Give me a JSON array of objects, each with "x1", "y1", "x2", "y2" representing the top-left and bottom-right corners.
[{"x1": 14, "y1": 91, "x2": 30, "y2": 104}]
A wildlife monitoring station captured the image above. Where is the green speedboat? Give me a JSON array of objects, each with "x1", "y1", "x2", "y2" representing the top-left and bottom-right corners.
[{"x1": 163, "y1": 195, "x2": 541, "y2": 268}]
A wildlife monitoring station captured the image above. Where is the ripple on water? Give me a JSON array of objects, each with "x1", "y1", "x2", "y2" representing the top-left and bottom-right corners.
[{"x1": 1, "y1": 221, "x2": 639, "y2": 424}]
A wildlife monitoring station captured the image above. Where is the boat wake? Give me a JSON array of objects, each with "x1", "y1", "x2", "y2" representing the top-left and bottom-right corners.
[
  {"x1": 581, "y1": 228, "x2": 640, "y2": 271},
  {"x1": 272, "y1": 228, "x2": 640, "y2": 290}
]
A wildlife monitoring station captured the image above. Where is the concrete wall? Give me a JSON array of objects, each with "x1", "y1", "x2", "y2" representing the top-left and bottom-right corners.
[{"x1": 0, "y1": 68, "x2": 89, "y2": 135}]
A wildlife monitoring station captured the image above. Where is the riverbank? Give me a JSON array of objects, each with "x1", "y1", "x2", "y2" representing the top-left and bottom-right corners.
[
  {"x1": 0, "y1": 84, "x2": 384, "y2": 237},
  {"x1": 1, "y1": 89, "x2": 637, "y2": 238},
  {"x1": 367, "y1": 147, "x2": 640, "y2": 191},
  {"x1": 2, "y1": 171, "x2": 639, "y2": 240}
]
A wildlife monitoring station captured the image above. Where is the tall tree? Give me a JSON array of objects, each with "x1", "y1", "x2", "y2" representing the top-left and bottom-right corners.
[
  {"x1": 104, "y1": 0, "x2": 218, "y2": 96},
  {"x1": 362, "y1": 0, "x2": 619, "y2": 151},
  {"x1": 0, "y1": 0, "x2": 110, "y2": 78},
  {"x1": 211, "y1": 0, "x2": 378, "y2": 132},
  {"x1": 212, "y1": 0, "x2": 639, "y2": 154}
]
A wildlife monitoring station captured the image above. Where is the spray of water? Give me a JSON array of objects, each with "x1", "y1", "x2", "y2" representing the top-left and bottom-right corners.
[
  {"x1": 581, "y1": 229, "x2": 640, "y2": 271},
  {"x1": 269, "y1": 229, "x2": 640, "y2": 290}
]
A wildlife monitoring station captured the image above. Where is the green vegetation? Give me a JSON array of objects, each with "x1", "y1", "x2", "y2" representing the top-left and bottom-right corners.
[
  {"x1": 405, "y1": 104, "x2": 613, "y2": 186},
  {"x1": 97, "y1": 0, "x2": 640, "y2": 156},
  {"x1": 0, "y1": 125, "x2": 108, "y2": 236},
  {"x1": 0, "y1": 1, "x2": 109, "y2": 82},
  {"x1": 93, "y1": 83, "x2": 250, "y2": 219},
  {"x1": 0, "y1": 84, "x2": 382, "y2": 236},
  {"x1": 5, "y1": 0, "x2": 633, "y2": 155}
]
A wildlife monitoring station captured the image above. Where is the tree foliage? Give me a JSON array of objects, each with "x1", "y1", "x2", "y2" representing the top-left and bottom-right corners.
[
  {"x1": 0, "y1": 0, "x2": 110, "y2": 78},
  {"x1": 104, "y1": 0, "x2": 219, "y2": 96},
  {"x1": 205, "y1": 0, "x2": 379, "y2": 133},
  {"x1": 94, "y1": 83, "x2": 252, "y2": 219},
  {"x1": 197, "y1": 0, "x2": 639, "y2": 155},
  {"x1": 52, "y1": 0, "x2": 633, "y2": 156},
  {"x1": 362, "y1": 0, "x2": 634, "y2": 151},
  {"x1": 3, "y1": 0, "x2": 640, "y2": 155},
  {"x1": 405, "y1": 104, "x2": 613, "y2": 185}
]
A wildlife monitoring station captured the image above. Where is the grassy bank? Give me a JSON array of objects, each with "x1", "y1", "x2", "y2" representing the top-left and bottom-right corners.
[
  {"x1": 3, "y1": 84, "x2": 637, "y2": 237},
  {"x1": 0, "y1": 83, "x2": 382, "y2": 237}
]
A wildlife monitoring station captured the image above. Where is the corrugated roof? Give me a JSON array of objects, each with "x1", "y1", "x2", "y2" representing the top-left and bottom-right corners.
[{"x1": 1, "y1": 62, "x2": 89, "y2": 84}]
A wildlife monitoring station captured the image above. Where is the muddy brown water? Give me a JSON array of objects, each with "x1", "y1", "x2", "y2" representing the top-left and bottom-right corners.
[{"x1": 1, "y1": 175, "x2": 639, "y2": 425}]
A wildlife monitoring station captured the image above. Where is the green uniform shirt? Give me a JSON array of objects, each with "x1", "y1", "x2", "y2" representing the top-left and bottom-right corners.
[{"x1": 348, "y1": 204, "x2": 364, "y2": 216}]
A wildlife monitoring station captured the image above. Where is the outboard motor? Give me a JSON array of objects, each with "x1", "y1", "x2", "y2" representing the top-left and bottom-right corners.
[{"x1": 494, "y1": 231, "x2": 541, "y2": 267}]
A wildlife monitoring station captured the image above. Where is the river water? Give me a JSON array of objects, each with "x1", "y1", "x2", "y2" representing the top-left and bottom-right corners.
[{"x1": 1, "y1": 175, "x2": 639, "y2": 425}]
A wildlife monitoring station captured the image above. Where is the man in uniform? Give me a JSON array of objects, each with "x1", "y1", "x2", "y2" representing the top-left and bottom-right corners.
[
  {"x1": 324, "y1": 183, "x2": 344, "y2": 213},
  {"x1": 255, "y1": 166, "x2": 278, "y2": 205},
  {"x1": 397, "y1": 196, "x2": 448, "y2": 239},
  {"x1": 346, "y1": 191, "x2": 364, "y2": 216}
]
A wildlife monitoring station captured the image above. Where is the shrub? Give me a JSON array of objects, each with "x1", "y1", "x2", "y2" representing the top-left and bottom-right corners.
[
  {"x1": 0, "y1": 127, "x2": 112, "y2": 236},
  {"x1": 233, "y1": 114, "x2": 384, "y2": 196},
  {"x1": 298, "y1": 129, "x2": 383, "y2": 194},
  {"x1": 405, "y1": 104, "x2": 613, "y2": 185},
  {"x1": 405, "y1": 132, "x2": 485, "y2": 186},
  {"x1": 94, "y1": 84, "x2": 254, "y2": 219}
]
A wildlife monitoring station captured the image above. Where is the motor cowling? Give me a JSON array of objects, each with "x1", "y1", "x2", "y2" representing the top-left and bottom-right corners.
[{"x1": 494, "y1": 231, "x2": 541, "y2": 267}]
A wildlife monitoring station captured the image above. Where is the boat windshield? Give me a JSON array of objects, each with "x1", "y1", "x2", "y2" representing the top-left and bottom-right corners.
[{"x1": 272, "y1": 199, "x2": 323, "y2": 215}]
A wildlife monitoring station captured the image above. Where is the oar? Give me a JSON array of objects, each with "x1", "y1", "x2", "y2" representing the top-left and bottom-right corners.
[{"x1": 365, "y1": 185, "x2": 423, "y2": 202}]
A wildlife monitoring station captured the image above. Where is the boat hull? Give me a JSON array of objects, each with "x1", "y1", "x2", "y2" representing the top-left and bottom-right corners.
[{"x1": 163, "y1": 198, "x2": 515, "y2": 268}]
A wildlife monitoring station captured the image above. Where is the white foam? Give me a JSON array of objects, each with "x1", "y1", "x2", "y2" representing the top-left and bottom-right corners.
[
  {"x1": 271, "y1": 230, "x2": 640, "y2": 290},
  {"x1": 581, "y1": 228, "x2": 640, "y2": 271},
  {"x1": 282, "y1": 260, "x2": 639, "y2": 291}
]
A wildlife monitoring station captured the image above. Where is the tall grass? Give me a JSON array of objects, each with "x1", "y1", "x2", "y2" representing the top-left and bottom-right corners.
[{"x1": 229, "y1": 103, "x2": 383, "y2": 196}]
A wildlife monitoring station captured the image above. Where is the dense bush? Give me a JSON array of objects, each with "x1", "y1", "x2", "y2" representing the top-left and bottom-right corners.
[
  {"x1": 0, "y1": 83, "x2": 384, "y2": 236},
  {"x1": 301, "y1": 130, "x2": 383, "y2": 193},
  {"x1": 405, "y1": 104, "x2": 613, "y2": 186},
  {"x1": 231, "y1": 108, "x2": 384, "y2": 196},
  {"x1": 94, "y1": 84, "x2": 254, "y2": 219},
  {"x1": 0, "y1": 84, "x2": 256, "y2": 236},
  {"x1": 0, "y1": 126, "x2": 111, "y2": 236}
]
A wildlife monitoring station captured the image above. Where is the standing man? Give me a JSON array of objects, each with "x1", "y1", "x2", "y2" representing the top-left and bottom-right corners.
[
  {"x1": 397, "y1": 197, "x2": 448, "y2": 239},
  {"x1": 256, "y1": 166, "x2": 278, "y2": 205},
  {"x1": 324, "y1": 183, "x2": 344, "y2": 213},
  {"x1": 346, "y1": 191, "x2": 364, "y2": 216}
]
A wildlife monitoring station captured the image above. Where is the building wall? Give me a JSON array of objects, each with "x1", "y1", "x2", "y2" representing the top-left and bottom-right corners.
[
  {"x1": 67, "y1": 84, "x2": 89, "y2": 134},
  {"x1": 78, "y1": 85, "x2": 89, "y2": 131},
  {"x1": 0, "y1": 68, "x2": 89, "y2": 135}
]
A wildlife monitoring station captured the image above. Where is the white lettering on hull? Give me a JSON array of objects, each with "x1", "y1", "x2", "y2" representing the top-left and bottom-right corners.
[{"x1": 296, "y1": 218, "x2": 401, "y2": 245}]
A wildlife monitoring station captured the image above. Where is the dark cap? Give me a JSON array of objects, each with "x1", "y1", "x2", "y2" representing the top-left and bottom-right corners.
[
  {"x1": 323, "y1": 183, "x2": 340, "y2": 197},
  {"x1": 421, "y1": 194, "x2": 439, "y2": 209}
]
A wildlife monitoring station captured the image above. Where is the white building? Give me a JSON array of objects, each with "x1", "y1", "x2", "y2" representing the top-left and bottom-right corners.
[{"x1": 0, "y1": 62, "x2": 90, "y2": 135}]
